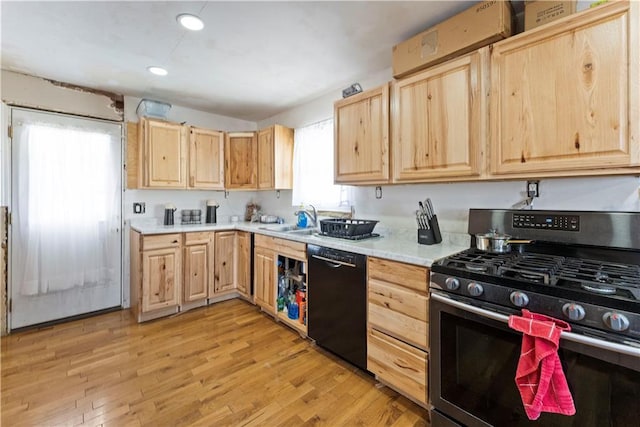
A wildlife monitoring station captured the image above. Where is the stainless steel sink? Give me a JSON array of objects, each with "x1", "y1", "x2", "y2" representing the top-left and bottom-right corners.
[
  {"x1": 286, "y1": 228, "x2": 316, "y2": 235},
  {"x1": 258, "y1": 225, "x2": 316, "y2": 235}
]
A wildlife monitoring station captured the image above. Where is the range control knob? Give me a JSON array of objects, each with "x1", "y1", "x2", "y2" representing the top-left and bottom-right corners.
[
  {"x1": 562, "y1": 303, "x2": 586, "y2": 321},
  {"x1": 445, "y1": 277, "x2": 460, "y2": 291},
  {"x1": 467, "y1": 282, "x2": 484, "y2": 297},
  {"x1": 509, "y1": 291, "x2": 529, "y2": 307},
  {"x1": 603, "y1": 312, "x2": 630, "y2": 332}
]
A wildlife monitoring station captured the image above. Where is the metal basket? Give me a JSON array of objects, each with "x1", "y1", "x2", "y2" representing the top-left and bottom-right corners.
[{"x1": 319, "y1": 218, "x2": 379, "y2": 238}]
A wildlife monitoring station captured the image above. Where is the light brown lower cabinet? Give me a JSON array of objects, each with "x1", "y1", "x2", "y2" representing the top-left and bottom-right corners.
[
  {"x1": 212, "y1": 231, "x2": 236, "y2": 295},
  {"x1": 236, "y1": 231, "x2": 251, "y2": 298},
  {"x1": 253, "y1": 234, "x2": 307, "y2": 335},
  {"x1": 367, "y1": 256, "x2": 429, "y2": 407},
  {"x1": 183, "y1": 232, "x2": 213, "y2": 310},
  {"x1": 253, "y1": 246, "x2": 276, "y2": 312},
  {"x1": 367, "y1": 328, "x2": 428, "y2": 405},
  {"x1": 130, "y1": 231, "x2": 182, "y2": 322},
  {"x1": 131, "y1": 229, "x2": 251, "y2": 322}
]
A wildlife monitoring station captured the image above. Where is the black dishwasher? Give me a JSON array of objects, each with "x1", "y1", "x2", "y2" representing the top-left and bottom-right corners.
[{"x1": 307, "y1": 244, "x2": 367, "y2": 371}]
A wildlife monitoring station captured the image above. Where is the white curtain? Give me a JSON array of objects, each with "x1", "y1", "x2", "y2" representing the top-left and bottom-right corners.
[
  {"x1": 292, "y1": 118, "x2": 351, "y2": 209},
  {"x1": 13, "y1": 119, "x2": 121, "y2": 296}
]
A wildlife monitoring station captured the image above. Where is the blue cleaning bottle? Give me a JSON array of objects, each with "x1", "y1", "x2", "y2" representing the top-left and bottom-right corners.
[{"x1": 297, "y1": 205, "x2": 307, "y2": 228}]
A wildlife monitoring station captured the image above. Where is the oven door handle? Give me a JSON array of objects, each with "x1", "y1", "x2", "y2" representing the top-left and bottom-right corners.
[{"x1": 431, "y1": 292, "x2": 640, "y2": 358}]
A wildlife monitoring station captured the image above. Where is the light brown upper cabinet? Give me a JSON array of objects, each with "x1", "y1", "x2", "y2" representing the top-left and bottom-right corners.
[
  {"x1": 225, "y1": 132, "x2": 258, "y2": 190},
  {"x1": 189, "y1": 127, "x2": 225, "y2": 190},
  {"x1": 257, "y1": 125, "x2": 294, "y2": 190},
  {"x1": 132, "y1": 118, "x2": 226, "y2": 189},
  {"x1": 490, "y1": 1, "x2": 639, "y2": 177},
  {"x1": 139, "y1": 118, "x2": 187, "y2": 188},
  {"x1": 392, "y1": 48, "x2": 488, "y2": 183},
  {"x1": 334, "y1": 84, "x2": 390, "y2": 184}
]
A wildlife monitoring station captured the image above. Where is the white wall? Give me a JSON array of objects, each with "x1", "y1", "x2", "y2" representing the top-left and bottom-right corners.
[
  {"x1": 4, "y1": 68, "x2": 640, "y2": 313},
  {"x1": 122, "y1": 94, "x2": 259, "y2": 227},
  {"x1": 257, "y1": 67, "x2": 392, "y2": 129},
  {"x1": 1, "y1": 70, "x2": 122, "y2": 121},
  {"x1": 1, "y1": 77, "x2": 264, "y2": 309},
  {"x1": 122, "y1": 96, "x2": 262, "y2": 307},
  {"x1": 351, "y1": 177, "x2": 640, "y2": 235},
  {"x1": 252, "y1": 67, "x2": 640, "y2": 238},
  {"x1": 124, "y1": 95, "x2": 256, "y2": 131}
]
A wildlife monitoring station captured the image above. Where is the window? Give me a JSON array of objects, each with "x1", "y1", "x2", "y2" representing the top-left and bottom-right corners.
[{"x1": 292, "y1": 118, "x2": 350, "y2": 209}]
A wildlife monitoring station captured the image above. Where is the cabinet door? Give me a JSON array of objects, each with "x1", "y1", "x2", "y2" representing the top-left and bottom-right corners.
[
  {"x1": 141, "y1": 246, "x2": 181, "y2": 312},
  {"x1": 225, "y1": 132, "x2": 257, "y2": 189},
  {"x1": 392, "y1": 50, "x2": 486, "y2": 182},
  {"x1": 368, "y1": 329, "x2": 428, "y2": 406},
  {"x1": 491, "y1": 1, "x2": 639, "y2": 176},
  {"x1": 236, "y1": 231, "x2": 251, "y2": 297},
  {"x1": 213, "y1": 231, "x2": 236, "y2": 294},
  {"x1": 257, "y1": 127, "x2": 275, "y2": 189},
  {"x1": 183, "y1": 244, "x2": 209, "y2": 303},
  {"x1": 257, "y1": 125, "x2": 294, "y2": 190},
  {"x1": 189, "y1": 127, "x2": 224, "y2": 189},
  {"x1": 142, "y1": 118, "x2": 187, "y2": 188},
  {"x1": 254, "y1": 247, "x2": 275, "y2": 312},
  {"x1": 334, "y1": 83, "x2": 390, "y2": 184},
  {"x1": 273, "y1": 125, "x2": 294, "y2": 190}
]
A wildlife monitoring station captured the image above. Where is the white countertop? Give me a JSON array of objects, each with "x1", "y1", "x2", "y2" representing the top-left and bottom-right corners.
[{"x1": 129, "y1": 219, "x2": 469, "y2": 267}]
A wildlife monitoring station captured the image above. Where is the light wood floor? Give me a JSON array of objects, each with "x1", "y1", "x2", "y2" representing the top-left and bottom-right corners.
[{"x1": 1, "y1": 299, "x2": 430, "y2": 426}]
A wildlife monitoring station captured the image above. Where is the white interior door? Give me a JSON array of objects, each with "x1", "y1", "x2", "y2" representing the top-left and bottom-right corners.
[{"x1": 9, "y1": 108, "x2": 122, "y2": 329}]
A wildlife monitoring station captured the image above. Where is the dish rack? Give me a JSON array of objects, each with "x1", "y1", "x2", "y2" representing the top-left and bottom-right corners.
[{"x1": 319, "y1": 219, "x2": 379, "y2": 240}]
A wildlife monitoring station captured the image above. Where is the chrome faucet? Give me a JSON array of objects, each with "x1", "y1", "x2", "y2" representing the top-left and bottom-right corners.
[{"x1": 294, "y1": 204, "x2": 317, "y2": 227}]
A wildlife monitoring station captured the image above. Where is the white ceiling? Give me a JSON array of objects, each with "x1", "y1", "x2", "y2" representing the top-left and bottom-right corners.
[{"x1": 1, "y1": 1, "x2": 479, "y2": 122}]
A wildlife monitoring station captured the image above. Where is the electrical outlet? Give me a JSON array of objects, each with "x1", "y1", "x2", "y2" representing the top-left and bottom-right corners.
[
  {"x1": 527, "y1": 180, "x2": 540, "y2": 198},
  {"x1": 133, "y1": 202, "x2": 145, "y2": 214}
]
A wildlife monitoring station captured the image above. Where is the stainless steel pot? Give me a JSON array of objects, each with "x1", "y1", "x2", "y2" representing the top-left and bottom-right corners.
[{"x1": 475, "y1": 231, "x2": 533, "y2": 253}]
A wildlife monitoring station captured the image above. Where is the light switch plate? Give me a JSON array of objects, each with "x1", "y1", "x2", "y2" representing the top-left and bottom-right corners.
[{"x1": 133, "y1": 202, "x2": 145, "y2": 214}]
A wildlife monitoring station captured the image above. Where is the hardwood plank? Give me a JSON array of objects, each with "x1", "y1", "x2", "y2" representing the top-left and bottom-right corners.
[{"x1": 1, "y1": 299, "x2": 430, "y2": 426}]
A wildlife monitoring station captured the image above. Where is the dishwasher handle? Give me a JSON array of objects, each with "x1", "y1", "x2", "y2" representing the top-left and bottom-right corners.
[{"x1": 311, "y1": 254, "x2": 356, "y2": 268}]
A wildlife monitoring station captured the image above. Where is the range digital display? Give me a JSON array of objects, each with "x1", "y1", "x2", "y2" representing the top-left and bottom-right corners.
[{"x1": 512, "y1": 214, "x2": 579, "y2": 231}]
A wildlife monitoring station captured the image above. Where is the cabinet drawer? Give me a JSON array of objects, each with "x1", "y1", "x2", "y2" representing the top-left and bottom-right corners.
[
  {"x1": 368, "y1": 278, "x2": 428, "y2": 350},
  {"x1": 368, "y1": 257, "x2": 428, "y2": 294},
  {"x1": 367, "y1": 329, "x2": 427, "y2": 406},
  {"x1": 184, "y1": 231, "x2": 212, "y2": 245},
  {"x1": 255, "y1": 234, "x2": 306, "y2": 260},
  {"x1": 142, "y1": 233, "x2": 181, "y2": 251}
]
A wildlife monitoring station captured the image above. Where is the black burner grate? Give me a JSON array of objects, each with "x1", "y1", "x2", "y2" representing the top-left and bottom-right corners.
[{"x1": 436, "y1": 249, "x2": 640, "y2": 300}]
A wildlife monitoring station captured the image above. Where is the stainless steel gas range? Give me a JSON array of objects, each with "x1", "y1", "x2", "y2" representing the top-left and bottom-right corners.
[{"x1": 429, "y1": 209, "x2": 640, "y2": 427}]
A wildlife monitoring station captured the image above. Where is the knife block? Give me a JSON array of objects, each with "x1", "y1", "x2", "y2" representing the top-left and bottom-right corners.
[
  {"x1": 418, "y1": 229, "x2": 437, "y2": 245},
  {"x1": 417, "y1": 215, "x2": 443, "y2": 245}
]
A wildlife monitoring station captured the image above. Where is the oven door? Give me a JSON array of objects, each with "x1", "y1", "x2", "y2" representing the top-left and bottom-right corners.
[{"x1": 430, "y1": 291, "x2": 640, "y2": 427}]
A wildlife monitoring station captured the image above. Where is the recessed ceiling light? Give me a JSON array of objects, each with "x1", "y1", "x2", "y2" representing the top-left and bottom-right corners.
[
  {"x1": 147, "y1": 66, "x2": 168, "y2": 76},
  {"x1": 177, "y1": 13, "x2": 204, "y2": 31}
]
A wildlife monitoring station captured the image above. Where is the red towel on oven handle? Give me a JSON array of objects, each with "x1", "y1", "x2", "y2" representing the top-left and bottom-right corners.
[{"x1": 508, "y1": 309, "x2": 576, "y2": 421}]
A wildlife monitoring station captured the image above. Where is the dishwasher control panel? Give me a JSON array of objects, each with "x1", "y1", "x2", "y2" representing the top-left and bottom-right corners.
[{"x1": 307, "y1": 244, "x2": 366, "y2": 268}]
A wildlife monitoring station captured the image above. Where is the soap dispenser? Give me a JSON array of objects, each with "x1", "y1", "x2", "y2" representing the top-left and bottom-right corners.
[{"x1": 297, "y1": 205, "x2": 307, "y2": 228}]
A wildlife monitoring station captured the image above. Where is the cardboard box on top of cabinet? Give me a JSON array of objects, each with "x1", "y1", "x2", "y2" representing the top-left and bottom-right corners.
[
  {"x1": 524, "y1": 1, "x2": 576, "y2": 30},
  {"x1": 524, "y1": 1, "x2": 603, "y2": 31},
  {"x1": 392, "y1": 0, "x2": 513, "y2": 79}
]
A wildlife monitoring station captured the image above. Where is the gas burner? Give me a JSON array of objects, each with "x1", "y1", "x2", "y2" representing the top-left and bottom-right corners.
[
  {"x1": 557, "y1": 258, "x2": 640, "y2": 299},
  {"x1": 466, "y1": 264, "x2": 488, "y2": 272},
  {"x1": 431, "y1": 209, "x2": 640, "y2": 344},
  {"x1": 520, "y1": 272, "x2": 545, "y2": 281},
  {"x1": 497, "y1": 266, "x2": 553, "y2": 285},
  {"x1": 581, "y1": 283, "x2": 617, "y2": 295}
]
